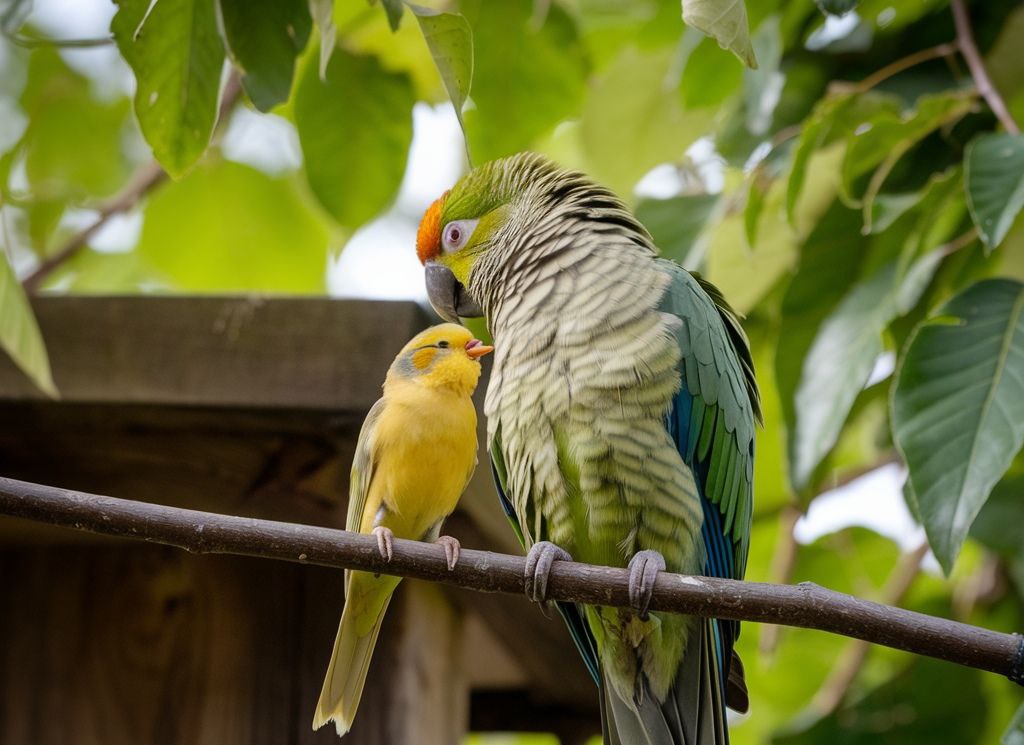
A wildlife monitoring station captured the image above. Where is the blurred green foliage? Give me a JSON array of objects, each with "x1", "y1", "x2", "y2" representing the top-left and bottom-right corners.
[{"x1": 0, "y1": 0, "x2": 1022, "y2": 741}]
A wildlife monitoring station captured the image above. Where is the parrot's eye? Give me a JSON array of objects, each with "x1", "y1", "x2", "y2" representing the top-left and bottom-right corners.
[
  {"x1": 438, "y1": 340, "x2": 450, "y2": 348},
  {"x1": 441, "y1": 219, "x2": 478, "y2": 253}
]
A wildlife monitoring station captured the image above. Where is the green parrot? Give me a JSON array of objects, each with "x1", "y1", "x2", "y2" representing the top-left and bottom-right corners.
[{"x1": 416, "y1": 152, "x2": 761, "y2": 744}]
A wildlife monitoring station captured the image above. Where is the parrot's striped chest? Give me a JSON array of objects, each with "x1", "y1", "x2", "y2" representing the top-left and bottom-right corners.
[{"x1": 483, "y1": 244, "x2": 704, "y2": 574}]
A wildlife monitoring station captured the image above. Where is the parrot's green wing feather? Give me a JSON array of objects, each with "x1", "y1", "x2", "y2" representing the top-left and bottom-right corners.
[
  {"x1": 657, "y1": 259, "x2": 761, "y2": 579},
  {"x1": 489, "y1": 425, "x2": 601, "y2": 684}
]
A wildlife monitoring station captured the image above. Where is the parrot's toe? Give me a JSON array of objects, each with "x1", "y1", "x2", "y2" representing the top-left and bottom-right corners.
[
  {"x1": 627, "y1": 549, "x2": 666, "y2": 620},
  {"x1": 372, "y1": 526, "x2": 395, "y2": 562},
  {"x1": 524, "y1": 541, "x2": 573, "y2": 604},
  {"x1": 435, "y1": 535, "x2": 461, "y2": 571}
]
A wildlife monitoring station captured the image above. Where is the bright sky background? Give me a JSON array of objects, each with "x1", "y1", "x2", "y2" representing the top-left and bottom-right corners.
[{"x1": 22, "y1": 0, "x2": 927, "y2": 566}]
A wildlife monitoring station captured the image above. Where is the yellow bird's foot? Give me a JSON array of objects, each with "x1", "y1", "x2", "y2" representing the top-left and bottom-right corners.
[
  {"x1": 524, "y1": 541, "x2": 573, "y2": 604},
  {"x1": 434, "y1": 535, "x2": 461, "y2": 571},
  {"x1": 372, "y1": 526, "x2": 395, "y2": 562},
  {"x1": 627, "y1": 549, "x2": 665, "y2": 620}
]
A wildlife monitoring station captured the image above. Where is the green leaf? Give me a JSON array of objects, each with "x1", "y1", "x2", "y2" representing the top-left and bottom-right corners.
[
  {"x1": 680, "y1": 36, "x2": 743, "y2": 109},
  {"x1": 377, "y1": 0, "x2": 404, "y2": 31},
  {"x1": 743, "y1": 15, "x2": 783, "y2": 136},
  {"x1": 635, "y1": 193, "x2": 719, "y2": 265},
  {"x1": 0, "y1": 252, "x2": 56, "y2": 397},
  {"x1": 892, "y1": 279, "x2": 1024, "y2": 572},
  {"x1": 1005, "y1": 704, "x2": 1024, "y2": 745},
  {"x1": 786, "y1": 91, "x2": 901, "y2": 224},
  {"x1": 965, "y1": 133, "x2": 1024, "y2": 251},
  {"x1": 409, "y1": 5, "x2": 473, "y2": 134},
  {"x1": 308, "y1": 0, "x2": 335, "y2": 78},
  {"x1": 776, "y1": 203, "x2": 866, "y2": 483},
  {"x1": 112, "y1": 0, "x2": 225, "y2": 177},
  {"x1": 841, "y1": 90, "x2": 975, "y2": 213},
  {"x1": 791, "y1": 250, "x2": 942, "y2": 490},
  {"x1": 816, "y1": 0, "x2": 858, "y2": 16},
  {"x1": 970, "y1": 459, "x2": 1024, "y2": 557},
  {"x1": 984, "y1": 3, "x2": 1024, "y2": 106},
  {"x1": 137, "y1": 159, "x2": 330, "y2": 291},
  {"x1": 681, "y1": 0, "x2": 757, "y2": 68},
  {"x1": 19, "y1": 48, "x2": 133, "y2": 201},
  {"x1": 774, "y1": 656, "x2": 988, "y2": 745},
  {"x1": 465, "y1": 0, "x2": 586, "y2": 164},
  {"x1": 582, "y1": 46, "x2": 711, "y2": 195},
  {"x1": 293, "y1": 47, "x2": 414, "y2": 229},
  {"x1": 217, "y1": 0, "x2": 311, "y2": 112}
]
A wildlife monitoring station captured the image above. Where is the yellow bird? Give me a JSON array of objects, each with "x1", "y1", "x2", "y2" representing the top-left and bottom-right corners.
[{"x1": 313, "y1": 323, "x2": 492, "y2": 737}]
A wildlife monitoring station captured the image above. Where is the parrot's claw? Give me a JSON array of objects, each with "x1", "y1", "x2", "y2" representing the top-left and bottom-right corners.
[
  {"x1": 524, "y1": 541, "x2": 573, "y2": 604},
  {"x1": 435, "y1": 535, "x2": 461, "y2": 571},
  {"x1": 627, "y1": 550, "x2": 666, "y2": 620},
  {"x1": 372, "y1": 526, "x2": 395, "y2": 562}
]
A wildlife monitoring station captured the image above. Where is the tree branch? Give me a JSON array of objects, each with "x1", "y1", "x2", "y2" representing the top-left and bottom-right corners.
[
  {"x1": 950, "y1": 0, "x2": 1020, "y2": 135},
  {"x1": 0, "y1": 476, "x2": 1021, "y2": 686},
  {"x1": 20, "y1": 72, "x2": 245, "y2": 293},
  {"x1": 758, "y1": 505, "x2": 801, "y2": 657}
]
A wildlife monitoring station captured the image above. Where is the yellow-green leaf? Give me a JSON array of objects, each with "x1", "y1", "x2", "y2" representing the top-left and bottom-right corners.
[
  {"x1": 964, "y1": 133, "x2": 1024, "y2": 251},
  {"x1": 112, "y1": 0, "x2": 226, "y2": 177},
  {"x1": 409, "y1": 5, "x2": 473, "y2": 134},
  {"x1": 681, "y1": 0, "x2": 757, "y2": 68},
  {"x1": 217, "y1": 0, "x2": 312, "y2": 112},
  {"x1": 0, "y1": 252, "x2": 56, "y2": 397},
  {"x1": 293, "y1": 47, "x2": 414, "y2": 229}
]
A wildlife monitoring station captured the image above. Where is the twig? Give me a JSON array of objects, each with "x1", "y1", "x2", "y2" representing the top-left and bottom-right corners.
[
  {"x1": 939, "y1": 227, "x2": 979, "y2": 257},
  {"x1": 6, "y1": 34, "x2": 115, "y2": 48},
  {"x1": 951, "y1": 0, "x2": 1020, "y2": 135},
  {"x1": 20, "y1": 72, "x2": 244, "y2": 292},
  {"x1": 20, "y1": 162, "x2": 166, "y2": 292},
  {"x1": 0, "y1": 476, "x2": 1021, "y2": 685},
  {"x1": 758, "y1": 505, "x2": 801, "y2": 657},
  {"x1": 811, "y1": 541, "x2": 930, "y2": 715},
  {"x1": 830, "y1": 42, "x2": 959, "y2": 96}
]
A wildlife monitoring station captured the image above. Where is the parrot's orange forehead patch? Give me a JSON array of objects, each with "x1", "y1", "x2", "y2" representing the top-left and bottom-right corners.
[{"x1": 416, "y1": 191, "x2": 449, "y2": 264}]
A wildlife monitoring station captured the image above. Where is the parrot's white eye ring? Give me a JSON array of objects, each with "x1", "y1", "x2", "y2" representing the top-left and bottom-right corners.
[{"x1": 441, "y1": 219, "x2": 478, "y2": 253}]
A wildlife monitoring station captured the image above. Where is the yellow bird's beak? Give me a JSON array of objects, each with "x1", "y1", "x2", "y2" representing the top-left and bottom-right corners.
[{"x1": 465, "y1": 338, "x2": 493, "y2": 359}]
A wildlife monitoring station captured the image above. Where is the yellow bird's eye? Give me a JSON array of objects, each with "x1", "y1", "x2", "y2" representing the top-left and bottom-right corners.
[{"x1": 438, "y1": 340, "x2": 450, "y2": 348}]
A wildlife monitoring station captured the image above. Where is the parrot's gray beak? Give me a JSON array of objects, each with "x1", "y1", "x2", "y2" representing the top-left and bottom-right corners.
[{"x1": 425, "y1": 261, "x2": 483, "y2": 323}]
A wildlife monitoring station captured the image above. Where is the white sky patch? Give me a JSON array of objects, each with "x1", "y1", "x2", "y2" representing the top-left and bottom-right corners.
[
  {"x1": 0, "y1": 98, "x2": 27, "y2": 152},
  {"x1": 222, "y1": 108, "x2": 303, "y2": 175},
  {"x1": 329, "y1": 103, "x2": 464, "y2": 301},
  {"x1": 635, "y1": 164, "x2": 685, "y2": 200},
  {"x1": 794, "y1": 463, "x2": 924, "y2": 551},
  {"x1": 805, "y1": 12, "x2": 862, "y2": 52},
  {"x1": 90, "y1": 209, "x2": 143, "y2": 253},
  {"x1": 634, "y1": 138, "x2": 725, "y2": 200},
  {"x1": 27, "y1": 0, "x2": 133, "y2": 101}
]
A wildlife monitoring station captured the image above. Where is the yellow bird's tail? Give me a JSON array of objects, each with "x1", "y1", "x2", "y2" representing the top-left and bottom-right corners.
[{"x1": 312, "y1": 572, "x2": 399, "y2": 736}]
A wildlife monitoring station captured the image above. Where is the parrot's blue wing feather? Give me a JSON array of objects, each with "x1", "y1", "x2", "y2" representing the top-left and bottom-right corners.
[
  {"x1": 658, "y1": 259, "x2": 760, "y2": 714},
  {"x1": 490, "y1": 439, "x2": 601, "y2": 685}
]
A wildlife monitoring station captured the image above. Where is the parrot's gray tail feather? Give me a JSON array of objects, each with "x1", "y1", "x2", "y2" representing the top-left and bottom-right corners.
[
  {"x1": 725, "y1": 649, "x2": 749, "y2": 714},
  {"x1": 602, "y1": 618, "x2": 729, "y2": 745}
]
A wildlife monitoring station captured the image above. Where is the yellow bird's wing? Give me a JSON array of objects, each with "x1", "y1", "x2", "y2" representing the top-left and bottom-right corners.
[{"x1": 344, "y1": 397, "x2": 387, "y2": 594}]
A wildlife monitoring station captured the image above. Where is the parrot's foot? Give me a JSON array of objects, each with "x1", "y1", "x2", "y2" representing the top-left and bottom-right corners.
[
  {"x1": 627, "y1": 550, "x2": 666, "y2": 620},
  {"x1": 372, "y1": 526, "x2": 395, "y2": 562},
  {"x1": 524, "y1": 541, "x2": 573, "y2": 604},
  {"x1": 435, "y1": 535, "x2": 461, "y2": 571}
]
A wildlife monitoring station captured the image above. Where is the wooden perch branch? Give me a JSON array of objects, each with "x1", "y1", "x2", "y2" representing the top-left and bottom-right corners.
[{"x1": 1, "y1": 476, "x2": 1022, "y2": 687}]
